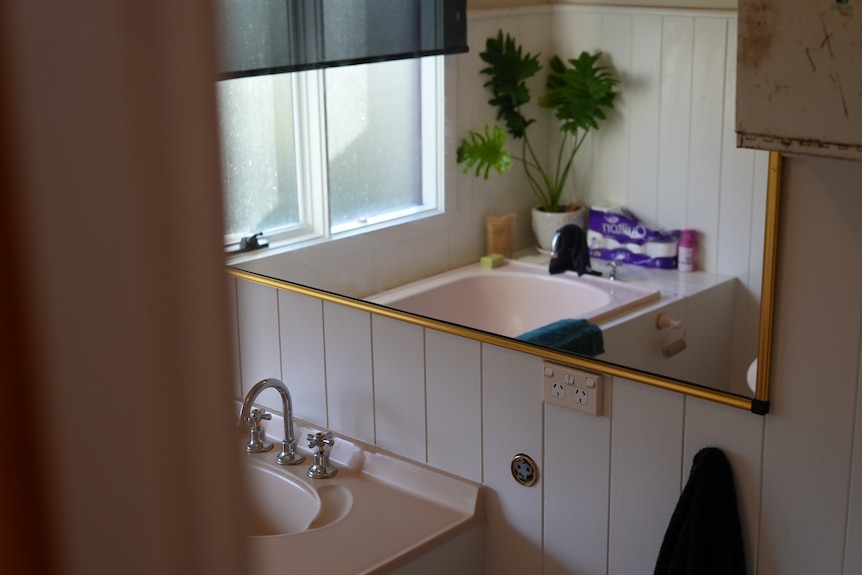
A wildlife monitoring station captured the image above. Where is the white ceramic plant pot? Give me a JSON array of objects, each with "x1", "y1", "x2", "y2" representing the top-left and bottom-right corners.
[{"x1": 531, "y1": 205, "x2": 588, "y2": 252}]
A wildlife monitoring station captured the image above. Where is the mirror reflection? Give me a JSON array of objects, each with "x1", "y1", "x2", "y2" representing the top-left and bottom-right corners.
[{"x1": 226, "y1": 6, "x2": 772, "y2": 404}]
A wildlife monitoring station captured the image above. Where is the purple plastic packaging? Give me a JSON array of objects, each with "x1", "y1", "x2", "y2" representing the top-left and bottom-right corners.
[{"x1": 586, "y1": 206, "x2": 681, "y2": 269}]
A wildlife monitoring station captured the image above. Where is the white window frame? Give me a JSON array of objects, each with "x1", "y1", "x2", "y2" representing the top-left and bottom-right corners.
[{"x1": 225, "y1": 56, "x2": 445, "y2": 256}]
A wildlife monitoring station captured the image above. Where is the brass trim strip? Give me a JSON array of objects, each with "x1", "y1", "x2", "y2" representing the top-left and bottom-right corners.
[{"x1": 755, "y1": 151, "x2": 782, "y2": 406}]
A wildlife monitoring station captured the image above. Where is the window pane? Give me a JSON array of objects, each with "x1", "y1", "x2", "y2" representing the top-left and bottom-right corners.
[
  {"x1": 217, "y1": 74, "x2": 299, "y2": 241},
  {"x1": 325, "y1": 59, "x2": 423, "y2": 228}
]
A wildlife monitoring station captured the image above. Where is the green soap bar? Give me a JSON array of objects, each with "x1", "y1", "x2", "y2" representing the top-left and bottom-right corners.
[{"x1": 480, "y1": 253, "x2": 505, "y2": 269}]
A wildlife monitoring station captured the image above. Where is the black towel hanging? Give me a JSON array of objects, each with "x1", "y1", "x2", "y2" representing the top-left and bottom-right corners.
[{"x1": 654, "y1": 447, "x2": 747, "y2": 575}]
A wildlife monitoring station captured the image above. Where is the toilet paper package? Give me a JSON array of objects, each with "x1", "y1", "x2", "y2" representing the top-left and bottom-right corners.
[{"x1": 587, "y1": 205, "x2": 680, "y2": 269}]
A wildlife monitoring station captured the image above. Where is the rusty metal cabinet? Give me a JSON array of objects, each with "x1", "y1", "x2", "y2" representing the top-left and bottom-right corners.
[{"x1": 736, "y1": 0, "x2": 862, "y2": 160}]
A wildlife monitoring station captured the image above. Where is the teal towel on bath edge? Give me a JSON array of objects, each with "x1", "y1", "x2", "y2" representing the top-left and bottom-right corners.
[{"x1": 516, "y1": 318, "x2": 604, "y2": 357}]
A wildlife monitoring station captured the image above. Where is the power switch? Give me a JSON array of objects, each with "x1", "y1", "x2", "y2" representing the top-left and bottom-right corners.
[{"x1": 541, "y1": 361, "x2": 604, "y2": 416}]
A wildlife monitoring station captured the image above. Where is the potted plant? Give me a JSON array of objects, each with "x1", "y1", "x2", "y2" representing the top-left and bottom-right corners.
[{"x1": 457, "y1": 31, "x2": 619, "y2": 251}]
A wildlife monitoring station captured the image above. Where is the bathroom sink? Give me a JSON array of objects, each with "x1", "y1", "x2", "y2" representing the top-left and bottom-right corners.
[
  {"x1": 238, "y1": 416, "x2": 483, "y2": 575},
  {"x1": 242, "y1": 460, "x2": 320, "y2": 536},
  {"x1": 242, "y1": 456, "x2": 354, "y2": 537}
]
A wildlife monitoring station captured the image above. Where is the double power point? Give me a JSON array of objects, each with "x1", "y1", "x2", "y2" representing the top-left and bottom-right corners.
[{"x1": 542, "y1": 361, "x2": 604, "y2": 416}]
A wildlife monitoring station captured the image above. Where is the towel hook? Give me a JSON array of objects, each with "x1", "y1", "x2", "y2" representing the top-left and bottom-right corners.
[{"x1": 656, "y1": 313, "x2": 687, "y2": 358}]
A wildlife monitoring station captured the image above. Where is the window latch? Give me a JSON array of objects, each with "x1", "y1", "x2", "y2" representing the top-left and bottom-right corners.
[{"x1": 239, "y1": 232, "x2": 269, "y2": 252}]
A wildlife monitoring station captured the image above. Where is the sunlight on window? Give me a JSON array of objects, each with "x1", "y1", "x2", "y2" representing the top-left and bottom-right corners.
[
  {"x1": 217, "y1": 74, "x2": 299, "y2": 241},
  {"x1": 325, "y1": 59, "x2": 423, "y2": 227},
  {"x1": 217, "y1": 57, "x2": 440, "y2": 249}
]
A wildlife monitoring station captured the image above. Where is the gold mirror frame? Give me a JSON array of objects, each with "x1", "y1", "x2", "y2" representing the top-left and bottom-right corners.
[{"x1": 229, "y1": 151, "x2": 781, "y2": 414}]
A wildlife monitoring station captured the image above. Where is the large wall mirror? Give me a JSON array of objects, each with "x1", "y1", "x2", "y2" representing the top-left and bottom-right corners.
[{"x1": 226, "y1": 6, "x2": 779, "y2": 414}]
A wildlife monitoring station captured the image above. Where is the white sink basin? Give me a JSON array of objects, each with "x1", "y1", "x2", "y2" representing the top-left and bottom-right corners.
[
  {"x1": 237, "y1": 417, "x2": 483, "y2": 575},
  {"x1": 242, "y1": 460, "x2": 320, "y2": 536}
]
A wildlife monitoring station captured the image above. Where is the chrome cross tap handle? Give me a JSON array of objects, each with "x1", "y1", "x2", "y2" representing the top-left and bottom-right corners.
[
  {"x1": 307, "y1": 431, "x2": 337, "y2": 479},
  {"x1": 307, "y1": 431, "x2": 335, "y2": 449},
  {"x1": 249, "y1": 408, "x2": 271, "y2": 424},
  {"x1": 244, "y1": 408, "x2": 273, "y2": 453}
]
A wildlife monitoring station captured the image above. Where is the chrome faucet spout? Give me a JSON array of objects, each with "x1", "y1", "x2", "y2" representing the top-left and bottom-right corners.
[{"x1": 239, "y1": 378, "x2": 305, "y2": 466}]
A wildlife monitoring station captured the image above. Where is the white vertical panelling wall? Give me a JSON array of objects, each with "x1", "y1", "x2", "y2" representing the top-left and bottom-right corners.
[
  {"x1": 235, "y1": 280, "x2": 283, "y2": 410},
  {"x1": 481, "y1": 345, "x2": 544, "y2": 575},
  {"x1": 323, "y1": 303, "x2": 375, "y2": 444},
  {"x1": 597, "y1": 14, "x2": 633, "y2": 205},
  {"x1": 278, "y1": 290, "x2": 328, "y2": 425},
  {"x1": 683, "y1": 398, "x2": 764, "y2": 575},
  {"x1": 657, "y1": 17, "x2": 694, "y2": 229},
  {"x1": 627, "y1": 14, "x2": 663, "y2": 225},
  {"x1": 686, "y1": 17, "x2": 726, "y2": 271},
  {"x1": 607, "y1": 379, "x2": 685, "y2": 574},
  {"x1": 543, "y1": 396, "x2": 612, "y2": 575},
  {"x1": 425, "y1": 330, "x2": 483, "y2": 483},
  {"x1": 372, "y1": 316, "x2": 427, "y2": 461}
]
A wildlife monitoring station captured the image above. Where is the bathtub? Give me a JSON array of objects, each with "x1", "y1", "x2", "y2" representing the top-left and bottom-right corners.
[{"x1": 368, "y1": 260, "x2": 661, "y2": 337}]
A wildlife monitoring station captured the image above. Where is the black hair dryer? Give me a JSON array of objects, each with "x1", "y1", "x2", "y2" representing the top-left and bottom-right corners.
[{"x1": 548, "y1": 224, "x2": 600, "y2": 276}]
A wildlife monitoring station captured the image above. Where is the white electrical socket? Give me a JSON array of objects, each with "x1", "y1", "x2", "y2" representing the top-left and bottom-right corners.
[{"x1": 542, "y1": 361, "x2": 603, "y2": 416}]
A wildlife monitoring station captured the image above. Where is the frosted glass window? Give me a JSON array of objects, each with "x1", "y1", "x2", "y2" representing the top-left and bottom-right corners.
[
  {"x1": 325, "y1": 59, "x2": 422, "y2": 227},
  {"x1": 216, "y1": 57, "x2": 441, "y2": 249},
  {"x1": 217, "y1": 74, "x2": 299, "y2": 242}
]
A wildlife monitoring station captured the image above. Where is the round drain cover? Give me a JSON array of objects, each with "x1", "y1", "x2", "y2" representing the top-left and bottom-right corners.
[{"x1": 510, "y1": 453, "x2": 538, "y2": 486}]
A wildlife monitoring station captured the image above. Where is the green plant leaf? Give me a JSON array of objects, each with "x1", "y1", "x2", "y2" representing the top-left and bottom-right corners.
[
  {"x1": 479, "y1": 31, "x2": 541, "y2": 139},
  {"x1": 456, "y1": 125, "x2": 513, "y2": 180},
  {"x1": 539, "y1": 51, "x2": 618, "y2": 136}
]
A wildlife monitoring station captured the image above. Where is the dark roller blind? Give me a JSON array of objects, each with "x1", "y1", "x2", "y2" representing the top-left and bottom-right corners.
[{"x1": 216, "y1": 0, "x2": 468, "y2": 80}]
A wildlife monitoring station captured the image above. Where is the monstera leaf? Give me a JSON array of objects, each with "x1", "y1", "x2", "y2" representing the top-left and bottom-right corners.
[
  {"x1": 457, "y1": 124, "x2": 512, "y2": 180},
  {"x1": 479, "y1": 31, "x2": 541, "y2": 139},
  {"x1": 457, "y1": 31, "x2": 619, "y2": 213},
  {"x1": 540, "y1": 52, "x2": 618, "y2": 136}
]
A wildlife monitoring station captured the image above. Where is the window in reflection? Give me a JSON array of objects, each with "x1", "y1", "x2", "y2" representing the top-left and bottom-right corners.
[{"x1": 216, "y1": 57, "x2": 443, "y2": 249}]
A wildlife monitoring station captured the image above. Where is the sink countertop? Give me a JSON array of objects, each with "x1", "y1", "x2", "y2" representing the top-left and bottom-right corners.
[{"x1": 242, "y1": 419, "x2": 484, "y2": 575}]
